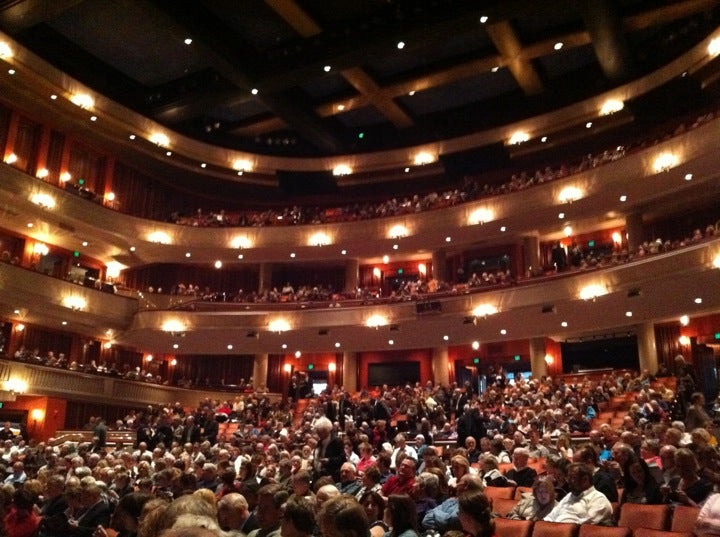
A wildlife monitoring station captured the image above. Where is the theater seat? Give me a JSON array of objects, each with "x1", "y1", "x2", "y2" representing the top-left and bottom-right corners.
[
  {"x1": 670, "y1": 505, "x2": 700, "y2": 533},
  {"x1": 495, "y1": 518, "x2": 532, "y2": 537},
  {"x1": 617, "y1": 503, "x2": 670, "y2": 530},
  {"x1": 531, "y1": 520, "x2": 579, "y2": 537},
  {"x1": 485, "y1": 485, "x2": 516, "y2": 501},
  {"x1": 515, "y1": 486, "x2": 534, "y2": 499},
  {"x1": 493, "y1": 497, "x2": 519, "y2": 517},
  {"x1": 632, "y1": 528, "x2": 693, "y2": 537},
  {"x1": 578, "y1": 525, "x2": 631, "y2": 537}
]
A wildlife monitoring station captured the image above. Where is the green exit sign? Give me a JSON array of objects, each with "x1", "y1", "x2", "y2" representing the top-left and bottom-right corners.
[
  {"x1": 514, "y1": 355, "x2": 521, "y2": 361},
  {"x1": 588, "y1": 240, "x2": 595, "y2": 247},
  {"x1": 715, "y1": 332, "x2": 720, "y2": 340},
  {"x1": 473, "y1": 358, "x2": 480, "y2": 364},
  {"x1": 307, "y1": 364, "x2": 314, "y2": 370}
]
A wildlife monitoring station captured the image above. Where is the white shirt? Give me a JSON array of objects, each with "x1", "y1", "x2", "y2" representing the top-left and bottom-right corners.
[
  {"x1": 390, "y1": 445, "x2": 418, "y2": 469},
  {"x1": 544, "y1": 486, "x2": 613, "y2": 525}
]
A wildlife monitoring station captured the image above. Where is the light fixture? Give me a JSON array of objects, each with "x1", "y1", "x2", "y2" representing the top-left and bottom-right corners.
[
  {"x1": 418, "y1": 263, "x2": 427, "y2": 275},
  {"x1": 561, "y1": 321, "x2": 568, "y2": 328},
  {"x1": 472, "y1": 304, "x2": 498, "y2": 317},
  {"x1": 70, "y1": 93, "x2": 94, "y2": 109},
  {"x1": 382, "y1": 255, "x2": 389, "y2": 263},
  {"x1": 328, "y1": 362, "x2": 337, "y2": 372},
  {"x1": 612, "y1": 232, "x2": 622, "y2": 245},
  {"x1": 472, "y1": 341, "x2": 480, "y2": 350},
  {"x1": 214, "y1": 260, "x2": 222, "y2": 269},
  {"x1": 148, "y1": 231, "x2": 171, "y2": 244},
  {"x1": 233, "y1": 158, "x2": 252, "y2": 172},
  {"x1": 558, "y1": 186, "x2": 582, "y2": 204},
  {"x1": 227, "y1": 344, "x2": 233, "y2": 350},
  {"x1": 653, "y1": 152, "x2": 678, "y2": 173},
  {"x1": 586, "y1": 122, "x2": 593, "y2": 128},
  {"x1": 680, "y1": 315, "x2": 690, "y2": 326},
  {"x1": 408, "y1": 90, "x2": 415, "y2": 96},
  {"x1": 388, "y1": 339, "x2": 394, "y2": 345},
  {"x1": 4, "y1": 153, "x2": 17, "y2": 164},
  {"x1": 388, "y1": 224, "x2": 409, "y2": 239},
  {"x1": 171, "y1": 358, "x2": 177, "y2": 366},
  {"x1": 694, "y1": 297, "x2": 703, "y2": 304},
  {"x1": 443, "y1": 335, "x2": 449, "y2": 341},
  {"x1": 290, "y1": 252, "x2": 296, "y2": 258},
  {"x1": 563, "y1": 225, "x2": 573, "y2": 237},
  {"x1": 445, "y1": 236, "x2": 451, "y2": 242},
  {"x1": 708, "y1": 36, "x2": 720, "y2": 57},
  {"x1": 335, "y1": 342, "x2": 341, "y2": 348},
  {"x1": 60, "y1": 172, "x2": 72, "y2": 182},
  {"x1": 625, "y1": 311, "x2": 633, "y2": 317},
  {"x1": 479, "y1": 15, "x2": 488, "y2": 23},
  {"x1": 469, "y1": 208, "x2": 493, "y2": 225},
  {"x1": 600, "y1": 99, "x2": 624, "y2": 115},
  {"x1": 90, "y1": 115, "x2": 97, "y2": 122},
  {"x1": 372, "y1": 267, "x2": 381, "y2": 278},
  {"x1": 392, "y1": 244, "x2": 399, "y2": 250},
  {"x1": 619, "y1": 195, "x2": 627, "y2": 202},
  {"x1": 541, "y1": 136, "x2": 547, "y2": 142},
  {"x1": 509, "y1": 131, "x2": 529, "y2": 145},
  {"x1": 63, "y1": 296, "x2": 86, "y2": 311},
  {"x1": 500, "y1": 226, "x2": 507, "y2": 232},
  {"x1": 184, "y1": 38, "x2": 193, "y2": 45},
  {"x1": 284, "y1": 363, "x2": 292, "y2": 373},
  {"x1": 36, "y1": 168, "x2": 49, "y2": 179},
  {"x1": 333, "y1": 164, "x2": 352, "y2": 176},
  {"x1": 103, "y1": 342, "x2": 113, "y2": 349},
  {"x1": 33, "y1": 243, "x2": 49, "y2": 256},
  {"x1": 337, "y1": 104, "x2": 345, "y2": 111},
  {"x1": 251, "y1": 88, "x2": 259, "y2": 95},
  {"x1": 294, "y1": 350, "x2": 302, "y2": 358},
  {"x1": 558, "y1": 212, "x2": 565, "y2": 219},
  {"x1": 200, "y1": 162, "x2": 207, "y2": 168},
  {"x1": 105, "y1": 192, "x2": 116, "y2": 202},
  {"x1": 185, "y1": 252, "x2": 191, "y2": 258},
  {"x1": 684, "y1": 173, "x2": 693, "y2": 181},
  {"x1": 491, "y1": 66, "x2": 499, "y2": 72},
  {"x1": 366, "y1": 314, "x2": 388, "y2": 328},
  {"x1": 149, "y1": 133, "x2": 170, "y2": 147},
  {"x1": 161, "y1": 320, "x2": 186, "y2": 333},
  {"x1": 397, "y1": 41, "x2": 405, "y2": 50},
  {"x1": 554, "y1": 42, "x2": 563, "y2": 50},
  {"x1": 679, "y1": 335, "x2": 690, "y2": 346},
  {"x1": 544, "y1": 354, "x2": 554, "y2": 364},
  {"x1": 4, "y1": 379, "x2": 27, "y2": 394},
  {"x1": 323, "y1": 65, "x2": 331, "y2": 72},
  {"x1": 30, "y1": 193, "x2": 56, "y2": 209},
  {"x1": 341, "y1": 249, "x2": 347, "y2": 255},
  {"x1": 309, "y1": 232, "x2": 331, "y2": 247},
  {"x1": 579, "y1": 284, "x2": 608, "y2": 301},
  {"x1": 269, "y1": 319, "x2": 291, "y2": 333},
  {"x1": 15, "y1": 324, "x2": 24, "y2": 332},
  {"x1": 413, "y1": 152, "x2": 435, "y2": 165},
  {"x1": 713, "y1": 254, "x2": 720, "y2": 269},
  {"x1": 500, "y1": 329, "x2": 507, "y2": 335},
  {"x1": 0, "y1": 42, "x2": 12, "y2": 58},
  {"x1": 146, "y1": 355, "x2": 153, "y2": 362},
  {"x1": 231, "y1": 236, "x2": 252, "y2": 249}
]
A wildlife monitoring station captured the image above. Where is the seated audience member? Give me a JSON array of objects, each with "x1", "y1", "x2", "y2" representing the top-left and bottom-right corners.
[
  {"x1": 336, "y1": 463, "x2": 361, "y2": 497},
  {"x1": 619, "y1": 458, "x2": 662, "y2": 506},
  {"x1": 507, "y1": 477, "x2": 557, "y2": 521},
  {"x1": 478, "y1": 454, "x2": 509, "y2": 487},
  {"x1": 574, "y1": 444, "x2": 618, "y2": 502},
  {"x1": 356, "y1": 443, "x2": 376, "y2": 475},
  {"x1": 504, "y1": 448, "x2": 537, "y2": 487},
  {"x1": 359, "y1": 491, "x2": 388, "y2": 537},
  {"x1": 695, "y1": 492, "x2": 720, "y2": 536},
  {"x1": 247, "y1": 483, "x2": 287, "y2": 537},
  {"x1": 411, "y1": 472, "x2": 440, "y2": 526},
  {"x1": 457, "y1": 490, "x2": 495, "y2": 537},
  {"x1": 447, "y1": 456, "x2": 471, "y2": 492},
  {"x1": 317, "y1": 495, "x2": 370, "y2": 537},
  {"x1": 217, "y1": 493, "x2": 257, "y2": 534},
  {"x1": 384, "y1": 494, "x2": 420, "y2": 537},
  {"x1": 280, "y1": 497, "x2": 315, "y2": 537},
  {"x1": 422, "y1": 475, "x2": 484, "y2": 532},
  {"x1": 381, "y1": 458, "x2": 416, "y2": 497},
  {"x1": 5, "y1": 488, "x2": 41, "y2": 537},
  {"x1": 544, "y1": 455, "x2": 570, "y2": 499},
  {"x1": 543, "y1": 462, "x2": 613, "y2": 525},
  {"x1": 662, "y1": 448, "x2": 713, "y2": 507},
  {"x1": 685, "y1": 392, "x2": 712, "y2": 431}
]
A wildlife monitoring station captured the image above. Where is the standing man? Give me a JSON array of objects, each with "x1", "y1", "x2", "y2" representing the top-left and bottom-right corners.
[{"x1": 312, "y1": 417, "x2": 344, "y2": 482}]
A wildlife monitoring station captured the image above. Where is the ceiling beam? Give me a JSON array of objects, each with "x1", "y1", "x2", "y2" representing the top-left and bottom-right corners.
[
  {"x1": 0, "y1": 0, "x2": 85, "y2": 33},
  {"x1": 582, "y1": 0, "x2": 634, "y2": 81},
  {"x1": 485, "y1": 20, "x2": 544, "y2": 95}
]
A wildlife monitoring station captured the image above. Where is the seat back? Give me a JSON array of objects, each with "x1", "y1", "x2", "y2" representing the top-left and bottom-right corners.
[
  {"x1": 617, "y1": 503, "x2": 670, "y2": 530},
  {"x1": 484, "y1": 485, "x2": 516, "y2": 501},
  {"x1": 670, "y1": 504, "x2": 700, "y2": 533},
  {"x1": 578, "y1": 526, "x2": 631, "y2": 537},
  {"x1": 495, "y1": 518, "x2": 532, "y2": 537},
  {"x1": 633, "y1": 528, "x2": 694, "y2": 537},
  {"x1": 514, "y1": 486, "x2": 533, "y2": 499},
  {"x1": 531, "y1": 520, "x2": 579, "y2": 537},
  {"x1": 492, "y1": 497, "x2": 518, "y2": 517}
]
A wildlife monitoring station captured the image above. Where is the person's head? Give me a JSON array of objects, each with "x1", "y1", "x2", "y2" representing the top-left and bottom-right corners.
[
  {"x1": 610, "y1": 442, "x2": 634, "y2": 467},
  {"x1": 456, "y1": 475, "x2": 484, "y2": 495},
  {"x1": 281, "y1": 497, "x2": 316, "y2": 537},
  {"x1": 691, "y1": 392, "x2": 706, "y2": 407},
  {"x1": 545, "y1": 455, "x2": 569, "y2": 484},
  {"x1": 292, "y1": 470, "x2": 312, "y2": 496},
  {"x1": 159, "y1": 493, "x2": 218, "y2": 532},
  {"x1": 359, "y1": 491, "x2": 385, "y2": 522},
  {"x1": 361, "y1": 465, "x2": 381, "y2": 489},
  {"x1": 675, "y1": 448, "x2": 699, "y2": 478},
  {"x1": 256, "y1": 484, "x2": 289, "y2": 531},
  {"x1": 339, "y1": 462, "x2": 357, "y2": 483},
  {"x1": 691, "y1": 428, "x2": 712, "y2": 448},
  {"x1": 412, "y1": 472, "x2": 439, "y2": 500},
  {"x1": 314, "y1": 417, "x2": 333, "y2": 440},
  {"x1": 111, "y1": 492, "x2": 153, "y2": 533},
  {"x1": 659, "y1": 444, "x2": 677, "y2": 470},
  {"x1": 458, "y1": 490, "x2": 494, "y2": 537},
  {"x1": 315, "y1": 484, "x2": 340, "y2": 511},
  {"x1": 465, "y1": 437, "x2": 476, "y2": 451},
  {"x1": 532, "y1": 478, "x2": 556, "y2": 507},
  {"x1": 216, "y1": 493, "x2": 249, "y2": 531},
  {"x1": 450, "y1": 455, "x2": 470, "y2": 478},
  {"x1": 512, "y1": 448, "x2": 529, "y2": 469},
  {"x1": 317, "y1": 495, "x2": 369, "y2": 537},
  {"x1": 383, "y1": 494, "x2": 417, "y2": 537},
  {"x1": 566, "y1": 463, "x2": 593, "y2": 496},
  {"x1": 397, "y1": 457, "x2": 416, "y2": 482}
]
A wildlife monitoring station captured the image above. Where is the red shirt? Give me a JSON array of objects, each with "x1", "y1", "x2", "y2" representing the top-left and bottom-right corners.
[{"x1": 381, "y1": 474, "x2": 415, "y2": 496}]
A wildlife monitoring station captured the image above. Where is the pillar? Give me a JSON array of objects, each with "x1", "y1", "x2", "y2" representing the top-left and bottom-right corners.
[
  {"x1": 258, "y1": 263, "x2": 273, "y2": 293},
  {"x1": 342, "y1": 352, "x2": 358, "y2": 392},
  {"x1": 637, "y1": 322, "x2": 659, "y2": 374},
  {"x1": 432, "y1": 249, "x2": 447, "y2": 283},
  {"x1": 432, "y1": 347, "x2": 450, "y2": 386},
  {"x1": 344, "y1": 259, "x2": 359, "y2": 293},
  {"x1": 252, "y1": 354, "x2": 268, "y2": 389},
  {"x1": 625, "y1": 212, "x2": 644, "y2": 253},
  {"x1": 529, "y1": 337, "x2": 548, "y2": 378},
  {"x1": 523, "y1": 235, "x2": 540, "y2": 277}
]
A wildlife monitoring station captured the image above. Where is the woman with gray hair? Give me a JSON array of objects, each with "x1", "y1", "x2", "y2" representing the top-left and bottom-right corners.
[{"x1": 411, "y1": 472, "x2": 439, "y2": 526}]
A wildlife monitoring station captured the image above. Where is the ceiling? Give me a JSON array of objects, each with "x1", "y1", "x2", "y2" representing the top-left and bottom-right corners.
[{"x1": 1, "y1": 0, "x2": 719, "y2": 168}]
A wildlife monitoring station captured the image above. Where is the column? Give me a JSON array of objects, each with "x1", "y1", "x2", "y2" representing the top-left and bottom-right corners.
[
  {"x1": 529, "y1": 337, "x2": 548, "y2": 378},
  {"x1": 252, "y1": 353, "x2": 268, "y2": 389},
  {"x1": 637, "y1": 322, "x2": 659, "y2": 374},
  {"x1": 432, "y1": 347, "x2": 450, "y2": 386},
  {"x1": 625, "y1": 212, "x2": 644, "y2": 253},
  {"x1": 523, "y1": 235, "x2": 540, "y2": 277},
  {"x1": 258, "y1": 263, "x2": 273, "y2": 293},
  {"x1": 432, "y1": 249, "x2": 447, "y2": 283},
  {"x1": 344, "y1": 259, "x2": 359, "y2": 293},
  {"x1": 342, "y1": 352, "x2": 358, "y2": 392}
]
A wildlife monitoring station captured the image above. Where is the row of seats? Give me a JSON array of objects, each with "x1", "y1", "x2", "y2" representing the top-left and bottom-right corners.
[{"x1": 485, "y1": 487, "x2": 700, "y2": 537}]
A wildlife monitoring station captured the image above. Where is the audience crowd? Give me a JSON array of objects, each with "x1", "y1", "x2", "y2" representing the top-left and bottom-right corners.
[{"x1": 1, "y1": 363, "x2": 720, "y2": 537}]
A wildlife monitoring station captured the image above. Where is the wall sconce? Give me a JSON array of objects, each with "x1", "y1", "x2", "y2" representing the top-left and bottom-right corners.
[
  {"x1": 308, "y1": 232, "x2": 331, "y2": 247},
  {"x1": 60, "y1": 171, "x2": 72, "y2": 183},
  {"x1": 232, "y1": 159, "x2": 253, "y2": 173},
  {"x1": 148, "y1": 231, "x2": 171, "y2": 244},
  {"x1": 105, "y1": 261, "x2": 124, "y2": 279},
  {"x1": 388, "y1": 224, "x2": 408, "y2": 239},
  {"x1": 600, "y1": 99, "x2": 624, "y2": 115},
  {"x1": 468, "y1": 208, "x2": 493, "y2": 225},
  {"x1": 31, "y1": 408, "x2": 44, "y2": 423},
  {"x1": 508, "y1": 131, "x2": 529, "y2": 145},
  {"x1": 653, "y1": 152, "x2": 678, "y2": 173},
  {"x1": 612, "y1": 232, "x2": 622, "y2": 245},
  {"x1": 15, "y1": 323, "x2": 24, "y2": 332},
  {"x1": 36, "y1": 168, "x2": 49, "y2": 179},
  {"x1": 231, "y1": 236, "x2": 252, "y2": 249},
  {"x1": 579, "y1": 284, "x2": 608, "y2": 301},
  {"x1": 472, "y1": 304, "x2": 498, "y2": 317},
  {"x1": 149, "y1": 133, "x2": 170, "y2": 147},
  {"x1": 713, "y1": 254, "x2": 720, "y2": 269},
  {"x1": 0, "y1": 41, "x2": 12, "y2": 59},
  {"x1": 333, "y1": 164, "x2": 352, "y2": 176},
  {"x1": 558, "y1": 186, "x2": 582, "y2": 204},
  {"x1": 544, "y1": 354, "x2": 554, "y2": 364},
  {"x1": 170, "y1": 358, "x2": 177, "y2": 366},
  {"x1": 413, "y1": 152, "x2": 435, "y2": 165},
  {"x1": 62, "y1": 296, "x2": 86, "y2": 311},
  {"x1": 33, "y1": 242, "x2": 49, "y2": 257},
  {"x1": 145, "y1": 355, "x2": 153, "y2": 362},
  {"x1": 283, "y1": 363, "x2": 292, "y2": 373},
  {"x1": 103, "y1": 341, "x2": 112, "y2": 349},
  {"x1": 70, "y1": 93, "x2": 94, "y2": 109},
  {"x1": 328, "y1": 362, "x2": 337, "y2": 372},
  {"x1": 563, "y1": 225, "x2": 573, "y2": 237},
  {"x1": 30, "y1": 193, "x2": 56, "y2": 209},
  {"x1": 366, "y1": 314, "x2": 388, "y2": 328},
  {"x1": 269, "y1": 319, "x2": 291, "y2": 333},
  {"x1": 418, "y1": 263, "x2": 427, "y2": 275},
  {"x1": 678, "y1": 335, "x2": 690, "y2": 346},
  {"x1": 709, "y1": 36, "x2": 720, "y2": 57},
  {"x1": 4, "y1": 153, "x2": 17, "y2": 165}
]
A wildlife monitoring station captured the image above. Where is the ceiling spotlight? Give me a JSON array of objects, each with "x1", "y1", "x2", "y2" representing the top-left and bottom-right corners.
[
  {"x1": 323, "y1": 65, "x2": 331, "y2": 72},
  {"x1": 472, "y1": 341, "x2": 480, "y2": 350},
  {"x1": 480, "y1": 15, "x2": 488, "y2": 23},
  {"x1": 561, "y1": 321, "x2": 568, "y2": 327},
  {"x1": 554, "y1": 42, "x2": 564, "y2": 50},
  {"x1": 397, "y1": 41, "x2": 405, "y2": 49},
  {"x1": 619, "y1": 195, "x2": 627, "y2": 202},
  {"x1": 184, "y1": 38, "x2": 193, "y2": 45},
  {"x1": 251, "y1": 88, "x2": 259, "y2": 95},
  {"x1": 680, "y1": 315, "x2": 690, "y2": 326},
  {"x1": 685, "y1": 173, "x2": 693, "y2": 181},
  {"x1": 586, "y1": 122, "x2": 593, "y2": 128}
]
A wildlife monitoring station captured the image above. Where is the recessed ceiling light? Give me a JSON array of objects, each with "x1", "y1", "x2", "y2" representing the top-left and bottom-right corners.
[
  {"x1": 472, "y1": 341, "x2": 480, "y2": 350},
  {"x1": 337, "y1": 104, "x2": 345, "y2": 111},
  {"x1": 443, "y1": 335, "x2": 449, "y2": 341},
  {"x1": 619, "y1": 195, "x2": 627, "y2": 202},
  {"x1": 335, "y1": 342, "x2": 341, "y2": 348},
  {"x1": 128, "y1": 134, "x2": 135, "y2": 140},
  {"x1": 586, "y1": 122, "x2": 593, "y2": 128},
  {"x1": 61, "y1": 321, "x2": 67, "y2": 326},
  {"x1": 173, "y1": 343, "x2": 179, "y2": 349},
  {"x1": 227, "y1": 344, "x2": 233, "y2": 350},
  {"x1": 393, "y1": 244, "x2": 399, "y2": 250},
  {"x1": 214, "y1": 260, "x2": 222, "y2": 269},
  {"x1": 558, "y1": 212, "x2": 565, "y2": 219},
  {"x1": 382, "y1": 255, "x2": 389, "y2": 263},
  {"x1": 184, "y1": 38, "x2": 192, "y2": 45},
  {"x1": 8, "y1": 69, "x2": 15, "y2": 75},
  {"x1": 251, "y1": 88, "x2": 259, "y2": 95},
  {"x1": 200, "y1": 163, "x2": 207, "y2": 168},
  {"x1": 561, "y1": 321, "x2": 568, "y2": 327},
  {"x1": 491, "y1": 66, "x2": 499, "y2": 73},
  {"x1": 295, "y1": 350, "x2": 302, "y2": 358},
  {"x1": 397, "y1": 41, "x2": 405, "y2": 49},
  {"x1": 185, "y1": 252, "x2": 191, "y2": 258},
  {"x1": 408, "y1": 90, "x2": 416, "y2": 96},
  {"x1": 388, "y1": 339, "x2": 394, "y2": 345},
  {"x1": 541, "y1": 136, "x2": 548, "y2": 142},
  {"x1": 500, "y1": 226, "x2": 506, "y2": 232},
  {"x1": 445, "y1": 236, "x2": 452, "y2": 242},
  {"x1": 166, "y1": 151, "x2": 172, "y2": 156},
  {"x1": 680, "y1": 315, "x2": 689, "y2": 326},
  {"x1": 90, "y1": 116, "x2": 97, "y2": 121},
  {"x1": 281, "y1": 344, "x2": 287, "y2": 349},
  {"x1": 554, "y1": 42, "x2": 564, "y2": 50},
  {"x1": 404, "y1": 167, "x2": 410, "y2": 173},
  {"x1": 625, "y1": 311, "x2": 633, "y2": 317},
  {"x1": 500, "y1": 329, "x2": 507, "y2": 335},
  {"x1": 685, "y1": 173, "x2": 693, "y2": 181},
  {"x1": 50, "y1": 94, "x2": 58, "y2": 100},
  {"x1": 130, "y1": 246, "x2": 136, "y2": 252},
  {"x1": 82, "y1": 241, "x2": 88, "y2": 247},
  {"x1": 694, "y1": 297, "x2": 703, "y2": 304},
  {"x1": 238, "y1": 254, "x2": 244, "y2": 259},
  {"x1": 290, "y1": 252, "x2": 296, "y2": 258},
  {"x1": 27, "y1": 223, "x2": 33, "y2": 228},
  {"x1": 323, "y1": 65, "x2": 331, "y2": 72},
  {"x1": 341, "y1": 249, "x2": 347, "y2": 255},
  {"x1": 480, "y1": 15, "x2": 488, "y2": 23}
]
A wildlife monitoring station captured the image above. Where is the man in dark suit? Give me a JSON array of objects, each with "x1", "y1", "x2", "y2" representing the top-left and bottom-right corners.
[
  {"x1": 68, "y1": 483, "x2": 110, "y2": 537},
  {"x1": 181, "y1": 415, "x2": 201, "y2": 444},
  {"x1": 203, "y1": 411, "x2": 219, "y2": 445},
  {"x1": 313, "y1": 416, "x2": 345, "y2": 482}
]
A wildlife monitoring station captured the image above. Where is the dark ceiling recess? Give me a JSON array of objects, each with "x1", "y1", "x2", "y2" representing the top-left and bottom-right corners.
[
  {"x1": 276, "y1": 170, "x2": 338, "y2": 197},
  {"x1": 440, "y1": 144, "x2": 511, "y2": 181}
]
